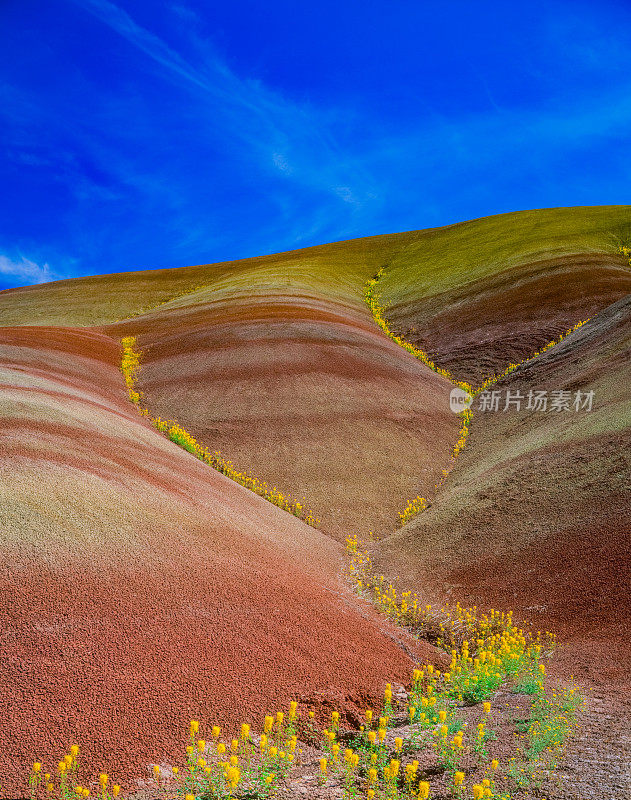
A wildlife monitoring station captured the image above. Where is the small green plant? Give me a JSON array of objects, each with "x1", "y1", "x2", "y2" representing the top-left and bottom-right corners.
[
  {"x1": 525, "y1": 684, "x2": 584, "y2": 761},
  {"x1": 513, "y1": 675, "x2": 544, "y2": 695},
  {"x1": 473, "y1": 721, "x2": 497, "y2": 762}
]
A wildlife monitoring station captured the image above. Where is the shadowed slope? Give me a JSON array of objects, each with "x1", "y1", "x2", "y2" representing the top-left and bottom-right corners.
[
  {"x1": 375, "y1": 294, "x2": 631, "y2": 688},
  {"x1": 0, "y1": 326, "x2": 443, "y2": 795},
  {"x1": 375, "y1": 206, "x2": 631, "y2": 384}
]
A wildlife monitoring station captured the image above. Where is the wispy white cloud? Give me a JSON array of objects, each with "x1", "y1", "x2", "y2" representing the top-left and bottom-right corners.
[
  {"x1": 73, "y1": 0, "x2": 631, "y2": 239},
  {"x1": 0, "y1": 255, "x2": 55, "y2": 284},
  {"x1": 168, "y1": 2, "x2": 202, "y2": 26},
  {"x1": 271, "y1": 152, "x2": 293, "y2": 175},
  {"x1": 75, "y1": 0, "x2": 209, "y2": 91},
  {"x1": 5, "y1": 0, "x2": 628, "y2": 290},
  {"x1": 73, "y1": 0, "x2": 377, "y2": 215}
]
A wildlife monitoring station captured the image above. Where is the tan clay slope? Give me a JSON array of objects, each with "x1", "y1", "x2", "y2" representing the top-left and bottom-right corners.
[
  {"x1": 375, "y1": 293, "x2": 631, "y2": 688},
  {"x1": 0, "y1": 325, "x2": 443, "y2": 795},
  {"x1": 0, "y1": 231, "x2": 420, "y2": 328}
]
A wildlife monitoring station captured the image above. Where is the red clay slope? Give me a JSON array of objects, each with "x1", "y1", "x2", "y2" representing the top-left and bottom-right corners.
[
  {"x1": 0, "y1": 325, "x2": 444, "y2": 795},
  {"x1": 107, "y1": 282, "x2": 458, "y2": 541}
]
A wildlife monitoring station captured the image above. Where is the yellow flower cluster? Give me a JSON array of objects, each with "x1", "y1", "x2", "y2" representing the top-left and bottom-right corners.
[
  {"x1": 619, "y1": 244, "x2": 631, "y2": 265},
  {"x1": 179, "y1": 710, "x2": 303, "y2": 798},
  {"x1": 452, "y1": 407, "x2": 472, "y2": 458},
  {"x1": 346, "y1": 533, "x2": 555, "y2": 662},
  {"x1": 398, "y1": 495, "x2": 428, "y2": 526},
  {"x1": 23, "y1": 640, "x2": 580, "y2": 800},
  {"x1": 340, "y1": 532, "x2": 584, "y2": 797},
  {"x1": 318, "y1": 700, "x2": 448, "y2": 798},
  {"x1": 446, "y1": 628, "x2": 553, "y2": 703},
  {"x1": 28, "y1": 746, "x2": 124, "y2": 800},
  {"x1": 119, "y1": 336, "x2": 144, "y2": 407},
  {"x1": 351, "y1": 665, "x2": 505, "y2": 797},
  {"x1": 120, "y1": 337, "x2": 320, "y2": 526}
]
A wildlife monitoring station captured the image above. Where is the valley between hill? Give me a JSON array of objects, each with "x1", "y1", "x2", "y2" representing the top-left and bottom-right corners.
[{"x1": 0, "y1": 205, "x2": 629, "y2": 798}]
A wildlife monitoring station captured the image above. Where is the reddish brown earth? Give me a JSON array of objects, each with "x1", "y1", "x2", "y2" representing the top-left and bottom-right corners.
[
  {"x1": 0, "y1": 325, "x2": 446, "y2": 796},
  {"x1": 1, "y1": 207, "x2": 630, "y2": 797},
  {"x1": 376, "y1": 295, "x2": 631, "y2": 798},
  {"x1": 372, "y1": 206, "x2": 631, "y2": 385},
  {"x1": 107, "y1": 290, "x2": 457, "y2": 541},
  {"x1": 378, "y1": 294, "x2": 631, "y2": 683},
  {"x1": 383, "y1": 252, "x2": 631, "y2": 386}
]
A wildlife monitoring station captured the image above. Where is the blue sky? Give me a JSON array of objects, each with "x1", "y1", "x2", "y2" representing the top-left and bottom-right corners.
[{"x1": 1, "y1": 0, "x2": 631, "y2": 290}]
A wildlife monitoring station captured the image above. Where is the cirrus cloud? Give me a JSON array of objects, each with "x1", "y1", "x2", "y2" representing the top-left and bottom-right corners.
[{"x1": 0, "y1": 255, "x2": 54, "y2": 285}]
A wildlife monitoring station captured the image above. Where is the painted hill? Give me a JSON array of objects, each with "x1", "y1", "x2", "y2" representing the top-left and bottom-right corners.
[
  {"x1": 0, "y1": 205, "x2": 630, "y2": 796},
  {"x1": 0, "y1": 233, "x2": 462, "y2": 539},
  {"x1": 372, "y1": 292, "x2": 631, "y2": 798},
  {"x1": 375, "y1": 293, "x2": 631, "y2": 687},
  {"x1": 374, "y1": 205, "x2": 631, "y2": 384},
  {"x1": 0, "y1": 324, "x2": 442, "y2": 793}
]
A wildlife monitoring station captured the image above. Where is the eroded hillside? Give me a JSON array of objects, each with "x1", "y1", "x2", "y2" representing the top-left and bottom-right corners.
[
  {"x1": 0, "y1": 325, "x2": 442, "y2": 794},
  {"x1": 1, "y1": 205, "x2": 630, "y2": 796}
]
